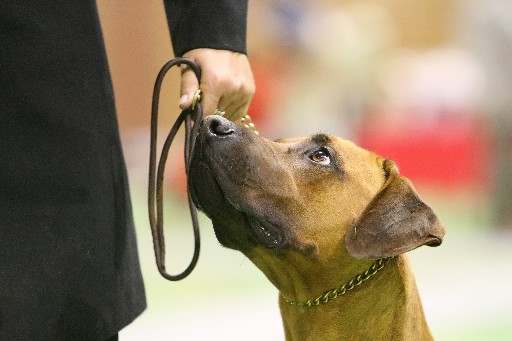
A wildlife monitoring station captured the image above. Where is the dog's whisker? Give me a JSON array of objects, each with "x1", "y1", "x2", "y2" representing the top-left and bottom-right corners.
[{"x1": 237, "y1": 256, "x2": 248, "y2": 269}]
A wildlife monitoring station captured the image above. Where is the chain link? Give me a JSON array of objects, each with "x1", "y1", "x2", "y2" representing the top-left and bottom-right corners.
[
  {"x1": 283, "y1": 257, "x2": 394, "y2": 308},
  {"x1": 240, "y1": 114, "x2": 259, "y2": 135},
  {"x1": 211, "y1": 111, "x2": 258, "y2": 135}
]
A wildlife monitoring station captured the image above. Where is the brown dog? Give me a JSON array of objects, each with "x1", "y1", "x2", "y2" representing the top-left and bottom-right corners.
[{"x1": 189, "y1": 116, "x2": 445, "y2": 340}]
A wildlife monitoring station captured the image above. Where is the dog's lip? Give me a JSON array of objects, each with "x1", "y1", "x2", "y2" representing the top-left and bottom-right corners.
[
  {"x1": 190, "y1": 151, "x2": 284, "y2": 249},
  {"x1": 226, "y1": 196, "x2": 284, "y2": 249},
  {"x1": 245, "y1": 214, "x2": 283, "y2": 249},
  {"x1": 200, "y1": 182, "x2": 283, "y2": 249}
]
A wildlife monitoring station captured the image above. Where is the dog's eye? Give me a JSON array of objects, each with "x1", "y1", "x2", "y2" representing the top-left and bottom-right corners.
[{"x1": 309, "y1": 148, "x2": 331, "y2": 166}]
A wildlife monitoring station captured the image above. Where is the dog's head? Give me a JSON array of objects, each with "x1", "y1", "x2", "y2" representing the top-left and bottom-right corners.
[{"x1": 189, "y1": 116, "x2": 445, "y2": 262}]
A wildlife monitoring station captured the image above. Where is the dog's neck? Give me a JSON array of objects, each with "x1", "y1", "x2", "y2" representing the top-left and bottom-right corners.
[
  {"x1": 249, "y1": 249, "x2": 433, "y2": 341},
  {"x1": 280, "y1": 257, "x2": 393, "y2": 308}
]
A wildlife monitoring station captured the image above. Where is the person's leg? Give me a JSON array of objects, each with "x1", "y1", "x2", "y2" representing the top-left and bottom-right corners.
[
  {"x1": 106, "y1": 334, "x2": 119, "y2": 341},
  {"x1": 0, "y1": 1, "x2": 145, "y2": 339}
]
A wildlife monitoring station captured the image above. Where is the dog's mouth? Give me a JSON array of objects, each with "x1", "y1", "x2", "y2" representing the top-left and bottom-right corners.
[
  {"x1": 188, "y1": 115, "x2": 289, "y2": 250},
  {"x1": 245, "y1": 213, "x2": 283, "y2": 248},
  {"x1": 190, "y1": 162, "x2": 284, "y2": 250},
  {"x1": 218, "y1": 180, "x2": 286, "y2": 248}
]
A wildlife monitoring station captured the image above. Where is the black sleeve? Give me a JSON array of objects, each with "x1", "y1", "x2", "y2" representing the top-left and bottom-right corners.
[{"x1": 164, "y1": 0, "x2": 248, "y2": 57}]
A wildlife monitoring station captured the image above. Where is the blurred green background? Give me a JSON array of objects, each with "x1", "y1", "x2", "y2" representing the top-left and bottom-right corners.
[{"x1": 95, "y1": 0, "x2": 512, "y2": 339}]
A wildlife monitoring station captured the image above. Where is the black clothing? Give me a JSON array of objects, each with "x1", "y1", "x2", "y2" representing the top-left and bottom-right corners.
[
  {"x1": 164, "y1": 0, "x2": 248, "y2": 56},
  {"x1": 0, "y1": 0, "x2": 247, "y2": 340},
  {"x1": 0, "y1": 1, "x2": 145, "y2": 340}
]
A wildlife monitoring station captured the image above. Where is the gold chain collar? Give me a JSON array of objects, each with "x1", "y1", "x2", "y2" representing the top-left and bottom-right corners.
[
  {"x1": 282, "y1": 257, "x2": 395, "y2": 308},
  {"x1": 239, "y1": 114, "x2": 259, "y2": 135}
]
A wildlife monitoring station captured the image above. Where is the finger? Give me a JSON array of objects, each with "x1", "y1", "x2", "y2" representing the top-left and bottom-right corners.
[
  {"x1": 179, "y1": 66, "x2": 200, "y2": 110},
  {"x1": 238, "y1": 104, "x2": 253, "y2": 122},
  {"x1": 199, "y1": 87, "x2": 222, "y2": 115},
  {"x1": 219, "y1": 89, "x2": 253, "y2": 121},
  {"x1": 216, "y1": 94, "x2": 236, "y2": 117},
  {"x1": 226, "y1": 104, "x2": 251, "y2": 122},
  {"x1": 220, "y1": 97, "x2": 249, "y2": 122}
]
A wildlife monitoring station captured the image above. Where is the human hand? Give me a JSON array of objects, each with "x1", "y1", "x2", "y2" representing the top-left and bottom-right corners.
[{"x1": 179, "y1": 48, "x2": 255, "y2": 122}]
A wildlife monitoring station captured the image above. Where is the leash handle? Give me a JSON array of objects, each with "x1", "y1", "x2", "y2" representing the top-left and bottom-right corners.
[{"x1": 148, "y1": 57, "x2": 202, "y2": 281}]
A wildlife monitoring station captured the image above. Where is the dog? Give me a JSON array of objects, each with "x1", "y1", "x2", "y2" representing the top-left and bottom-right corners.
[{"x1": 188, "y1": 116, "x2": 445, "y2": 340}]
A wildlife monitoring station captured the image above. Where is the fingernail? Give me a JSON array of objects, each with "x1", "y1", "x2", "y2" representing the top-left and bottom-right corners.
[{"x1": 179, "y1": 94, "x2": 188, "y2": 106}]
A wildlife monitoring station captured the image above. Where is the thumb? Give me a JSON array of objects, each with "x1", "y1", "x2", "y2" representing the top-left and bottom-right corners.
[{"x1": 179, "y1": 66, "x2": 200, "y2": 110}]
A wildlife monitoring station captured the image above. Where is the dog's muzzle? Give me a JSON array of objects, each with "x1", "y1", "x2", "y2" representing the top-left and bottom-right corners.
[{"x1": 189, "y1": 116, "x2": 285, "y2": 250}]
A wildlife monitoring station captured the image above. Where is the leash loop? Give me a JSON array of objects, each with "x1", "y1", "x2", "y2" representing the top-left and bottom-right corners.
[{"x1": 148, "y1": 57, "x2": 202, "y2": 281}]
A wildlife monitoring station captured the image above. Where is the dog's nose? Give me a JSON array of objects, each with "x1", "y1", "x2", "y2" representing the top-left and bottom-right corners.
[{"x1": 205, "y1": 115, "x2": 236, "y2": 136}]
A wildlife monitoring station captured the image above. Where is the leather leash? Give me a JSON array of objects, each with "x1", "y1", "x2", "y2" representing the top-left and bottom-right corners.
[
  {"x1": 148, "y1": 57, "x2": 202, "y2": 281},
  {"x1": 147, "y1": 60, "x2": 392, "y2": 303}
]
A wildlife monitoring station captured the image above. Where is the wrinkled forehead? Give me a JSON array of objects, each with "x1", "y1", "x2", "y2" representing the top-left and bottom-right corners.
[
  {"x1": 274, "y1": 133, "x2": 370, "y2": 156},
  {"x1": 274, "y1": 133, "x2": 330, "y2": 145},
  {"x1": 273, "y1": 133, "x2": 342, "y2": 151}
]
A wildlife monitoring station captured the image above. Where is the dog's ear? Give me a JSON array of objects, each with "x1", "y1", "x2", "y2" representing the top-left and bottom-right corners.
[{"x1": 345, "y1": 160, "x2": 445, "y2": 259}]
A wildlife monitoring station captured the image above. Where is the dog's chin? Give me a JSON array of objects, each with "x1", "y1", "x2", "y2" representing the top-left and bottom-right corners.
[{"x1": 189, "y1": 162, "x2": 284, "y2": 250}]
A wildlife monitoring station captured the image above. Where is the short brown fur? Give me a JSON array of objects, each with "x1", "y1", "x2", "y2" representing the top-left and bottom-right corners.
[{"x1": 189, "y1": 116, "x2": 445, "y2": 341}]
